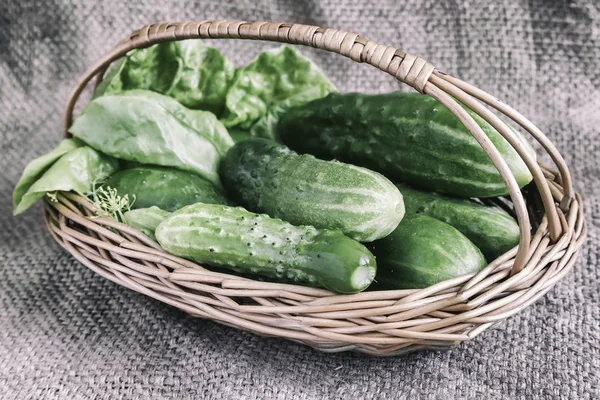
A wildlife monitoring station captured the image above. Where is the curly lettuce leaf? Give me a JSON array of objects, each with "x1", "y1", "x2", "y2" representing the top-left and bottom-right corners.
[
  {"x1": 220, "y1": 46, "x2": 337, "y2": 134},
  {"x1": 93, "y1": 58, "x2": 126, "y2": 99},
  {"x1": 13, "y1": 146, "x2": 119, "y2": 215},
  {"x1": 95, "y1": 40, "x2": 235, "y2": 115},
  {"x1": 249, "y1": 84, "x2": 336, "y2": 140}
]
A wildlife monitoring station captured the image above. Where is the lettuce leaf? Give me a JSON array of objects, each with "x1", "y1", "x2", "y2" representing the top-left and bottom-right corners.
[
  {"x1": 69, "y1": 90, "x2": 231, "y2": 187},
  {"x1": 95, "y1": 40, "x2": 235, "y2": 115},
  {"x1": 13, "y1": 146, "x2": 119, "y2": 215},
  {"x1": 13, "y1": 138, "x2": 85, "y2": 212},
  {"x1": 220, "y1": 46, "x2": 336, "y2": 137}
]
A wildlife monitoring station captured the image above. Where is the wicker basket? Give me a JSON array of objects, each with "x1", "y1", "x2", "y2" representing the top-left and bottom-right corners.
[{"x1": 45, "y1": 20, "x2": 587, "y2": 356}]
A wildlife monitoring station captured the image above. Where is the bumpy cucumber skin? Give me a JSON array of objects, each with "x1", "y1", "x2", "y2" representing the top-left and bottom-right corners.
[
  {"x1": 103, "y1": 167, "x2": 229, "y2": 212},
  {"x1": 219, "y1": 138, "x2": 404, "y2": 242},
  {"x1": 397, "y1": 183, "x2": 520, "y2": 261},
  {"x1": 368, "y1": 214, "x2": 487, "y2": 289},
  {"x1": 278, "y1": 92, "x2": 534, "y2": 198},
  {"x1": 124, "y1": 206, "x2": 170, "y2": 240},
  {"x1": 155, "y1": 203, "x2": 376, "y2": 293}
]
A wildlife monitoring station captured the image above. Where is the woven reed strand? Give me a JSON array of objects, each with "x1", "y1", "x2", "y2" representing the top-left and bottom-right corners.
[{"x1": 50, "y1": 21, "x2": 586, "y2": 355}]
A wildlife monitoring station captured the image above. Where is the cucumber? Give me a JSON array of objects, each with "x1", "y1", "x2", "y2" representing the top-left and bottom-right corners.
[
  {"x1": 103, "y1": 167, "x2": 229, "y2": 212},
  {"x1": 277, "y1": 92, "x2": 534, "y2": 198},
  {"x1": 397, "y1": 183, "x2": 520, "y2": 261},
  {"x1": 155, "y1": 203, "x2": 377, "y2": 293},
  {"x1": 219, "y1": 138, "x2": 404, "y2": 242},
  {"x1": 124, "y1": 206, "x2": 170, "y2": 240},
  {"x1": 368, "y1": 214, "x2": 487, "y2": 289}
]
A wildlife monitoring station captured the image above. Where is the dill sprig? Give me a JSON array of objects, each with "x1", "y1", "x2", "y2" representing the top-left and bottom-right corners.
[
  {"x1": 46, "y1": 192, "x2": 59, "y2": 203},
  {"x1": 87, "y1": 183, "x2": 136, "y2": 223}
]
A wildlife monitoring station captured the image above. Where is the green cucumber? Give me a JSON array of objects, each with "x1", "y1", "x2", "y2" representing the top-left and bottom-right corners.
[
  {"x1": 155, "y1": 203, "x2": 377, "y2": 293},
  {"x1": 397, "y1": 183, "x2": 520, "y2": 261},
  {"x1": 368, "y1": 214, "x2": 486, "y2": 289},
  {"x1": 219, "y1": 138, "x2": 404, "y2": 242},
  {"x1": 124, "y1": 206, "x2": 170, "y2": 240},
  {"x1": 103, "y1": 167, "x2": 229, "y2": 212},
  {"x1": 277, "y1": 92, "x2": 534, "y2": 198}
]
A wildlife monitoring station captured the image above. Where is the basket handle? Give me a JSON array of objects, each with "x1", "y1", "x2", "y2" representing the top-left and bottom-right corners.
[{"x1": 63, "y1": 20, "x2": 570, "y2": 275}]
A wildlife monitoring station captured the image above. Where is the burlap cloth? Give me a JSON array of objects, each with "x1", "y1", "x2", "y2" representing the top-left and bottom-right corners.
[{"x1": 1, "y1": 1, "x2": 598, "y2": 398}]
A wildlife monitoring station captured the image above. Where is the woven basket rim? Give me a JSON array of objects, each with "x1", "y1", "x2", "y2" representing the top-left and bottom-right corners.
[{"x1": 46, "y1": 20, "x2": 587, "y2": 356}]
